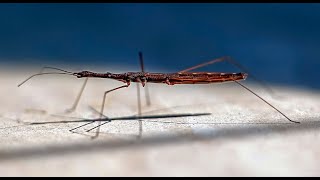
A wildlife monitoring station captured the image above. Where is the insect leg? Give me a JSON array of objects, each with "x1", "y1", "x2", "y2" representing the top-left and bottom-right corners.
[
  {"x1": 179, "y1": 56, "x2": 298, "y2": 123},
  {"x1": 233, "y1": 80, "x2": 299, "y2": 123},
  {"x1": 179, "y1": 56, "x2": 276, "y2": 97},
  {"x1": 89, "y1": 83, "x2": 130, "y2": 139},
  {"x1": 65, "y1": 77, "x2": 89, "y2": 113},
  {"x1": 137, "y1": 52, "x2": 148, "y2": 138},
  {"x1": 139, "y1": 52, "x2": 151, "y2": 106},
  {"x1": 178, "y1": 56, "x2": 228, "y2": 73},
  {"x1": 39, "y1": 67, "x2": 89, "y2": 113},
  {"x1": 136, "y1": 79, "x2": 143, "y2": 139}
]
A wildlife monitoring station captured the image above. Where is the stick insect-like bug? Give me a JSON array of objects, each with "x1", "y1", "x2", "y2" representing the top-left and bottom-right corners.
[{"x1": 18, "y1": 53, "x2": 300, "y2": 139}]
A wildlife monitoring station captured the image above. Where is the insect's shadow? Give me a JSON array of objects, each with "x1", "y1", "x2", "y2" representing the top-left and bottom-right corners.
[
  {"x1": 25, "y1": 112, "x2": 212, "y2": 126},
  {"x1": 0, "y1": 109, "x2": 319, "y2": 161}
]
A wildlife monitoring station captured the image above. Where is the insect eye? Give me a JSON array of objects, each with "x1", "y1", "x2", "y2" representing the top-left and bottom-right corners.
[{"x1": 81, "y1": 71, "x2": 93, "y2": 77}]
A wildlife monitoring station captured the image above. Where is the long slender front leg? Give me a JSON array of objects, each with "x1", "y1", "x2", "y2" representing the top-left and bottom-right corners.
[
  {"x1": 90, "y1": 82, "x2": 130, "y2": 139},
  {"x1": 65, "y1": 77, "x2": 89, "y2": 113}
]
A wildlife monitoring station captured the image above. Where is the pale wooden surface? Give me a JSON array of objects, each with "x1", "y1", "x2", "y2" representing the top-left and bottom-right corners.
[{"x1": 0, "y1": 68, "x2": 319, "y2": 176}]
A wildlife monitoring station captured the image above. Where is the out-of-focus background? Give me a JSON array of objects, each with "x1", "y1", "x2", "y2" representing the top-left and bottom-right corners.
[
  {"x1": 0, "y1": 3, "x2": 319, "y2": 89},
  {"x1": 0, "y1": 3, "x2": 320, "y2": 177}
]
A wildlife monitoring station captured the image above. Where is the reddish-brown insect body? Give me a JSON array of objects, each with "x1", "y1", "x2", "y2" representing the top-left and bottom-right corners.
[
  {"x1": 73, "y1": 71, "x2": 248, "y2": 87},
  {"x1": 18, "y1": 54, "x2": 299, "y2": 139}
]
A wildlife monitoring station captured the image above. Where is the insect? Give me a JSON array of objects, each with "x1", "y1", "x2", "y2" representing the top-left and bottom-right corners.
[{"x1": 18, "y1": 52, "x2": 299, "y2": 139}]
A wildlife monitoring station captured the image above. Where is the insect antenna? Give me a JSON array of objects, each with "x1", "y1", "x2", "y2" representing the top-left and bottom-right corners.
[
  {"x1": 39, "y1": 66, "x2": 74, "y2": 74},
  {"x1": 18, "y1": 68, "x2": 75, "y2": 87}
]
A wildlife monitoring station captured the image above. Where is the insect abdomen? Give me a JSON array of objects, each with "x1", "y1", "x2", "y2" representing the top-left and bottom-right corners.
[{"x1": 167, "y1": 72, "x2": 247, "y2": 85}]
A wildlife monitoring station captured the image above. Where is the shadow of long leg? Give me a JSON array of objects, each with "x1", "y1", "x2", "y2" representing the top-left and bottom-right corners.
[{"x1": 69, "y1": 120, "x2": 95, "y2": 133}]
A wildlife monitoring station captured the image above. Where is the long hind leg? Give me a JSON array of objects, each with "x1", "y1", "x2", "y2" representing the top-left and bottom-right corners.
[
  {"x1": 136, "y1": 82, "x2": 143, "y2": 139},
  {"x1": 136, "y1": 52, "x2": 151, "y2": 139},
  {"x1": 179, "y1": 56, "x2": 298, "y2": 123},
  {"x1": 179, "y1": 56, "x2": 276, "y2": 96},
  {"x1": 139, "y1": 51, "x2": 151, "y2": 106}
]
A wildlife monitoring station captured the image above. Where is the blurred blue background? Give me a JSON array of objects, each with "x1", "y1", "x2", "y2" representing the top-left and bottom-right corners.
[{"x1": 0, "y1": 3, "x2": 319, "y2": 89}]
